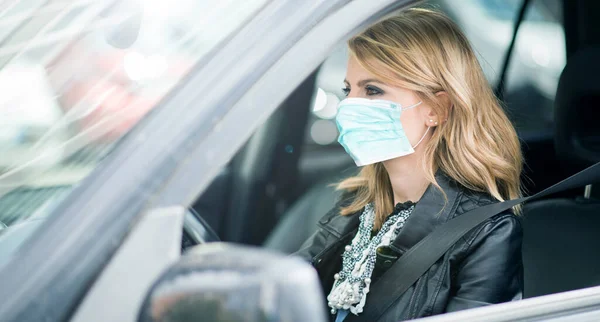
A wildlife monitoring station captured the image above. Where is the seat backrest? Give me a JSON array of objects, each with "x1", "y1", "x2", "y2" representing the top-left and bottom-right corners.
[
  {"x1": 522, "y1": 47, "x2": 600, "y2": 298},
  {"x1": 522, "y1": 199, "x2": 600, "y2": 297},
  {"x1": 263, "y1": 180, "x2": 341, "y2": 254}
]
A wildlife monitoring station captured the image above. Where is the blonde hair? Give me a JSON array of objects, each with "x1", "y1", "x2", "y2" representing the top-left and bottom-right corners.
[{"x1": 338, "y1": 8, "x2": 523, "y2": 229}]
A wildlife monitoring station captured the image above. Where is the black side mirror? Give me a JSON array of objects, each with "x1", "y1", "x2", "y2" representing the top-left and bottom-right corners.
[{"x1": 138, "y1": 243, "x2": 327, "y2": 322}]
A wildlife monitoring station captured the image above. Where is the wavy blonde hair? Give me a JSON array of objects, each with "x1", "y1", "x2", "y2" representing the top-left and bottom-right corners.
[{"x1": 338, "y1": 8, "x2": 523, "y2": 229}]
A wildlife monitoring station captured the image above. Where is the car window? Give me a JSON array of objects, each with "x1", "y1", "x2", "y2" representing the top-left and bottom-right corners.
[
  {"x1": 501, "y1": 0, "x2": 565, "y2": 133},
  {"x1": 0, "y1": 1, "x2": 267, "y2": 231},
  {"x1": 306, "y1": 45, "x2": 347, "y2": 146},
  {"x1": 304, "y1": 0, "x2": 565, "y2": 146}
]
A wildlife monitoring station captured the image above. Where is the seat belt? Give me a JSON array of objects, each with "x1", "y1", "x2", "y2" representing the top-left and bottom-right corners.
[{"x1": 354, "y1": 162, "x2": 600, "y2": 321}]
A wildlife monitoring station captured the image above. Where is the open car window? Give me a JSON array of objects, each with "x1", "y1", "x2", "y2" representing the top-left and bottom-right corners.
[{"x1": 0, "y1": 0, "x2": 267, "y2": 247}]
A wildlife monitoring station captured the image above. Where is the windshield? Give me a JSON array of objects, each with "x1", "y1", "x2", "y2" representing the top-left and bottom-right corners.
[{"x1": 0, "y1": 0, "x2": 267, "y2": 230}]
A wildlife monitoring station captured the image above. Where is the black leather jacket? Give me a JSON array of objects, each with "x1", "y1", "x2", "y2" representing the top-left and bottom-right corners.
[{"x1": 295, "y1": 172, "x2": 523, "y2": 321}]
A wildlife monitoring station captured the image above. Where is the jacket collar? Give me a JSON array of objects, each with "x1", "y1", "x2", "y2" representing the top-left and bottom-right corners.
[
  {"x1": 390, "y1": 171, "x2": 463, "y2": 254},
  {"x1": 319, "y1": 171, "x2": 463, "y2": 250},
  {"x1": 318, "y1": 193, "x2": 360, "y2": 238}
]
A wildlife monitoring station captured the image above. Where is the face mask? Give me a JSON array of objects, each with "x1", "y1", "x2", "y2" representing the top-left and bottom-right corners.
[{"x1": 336, "y1": 97, "x2": 430, "y2": 166}]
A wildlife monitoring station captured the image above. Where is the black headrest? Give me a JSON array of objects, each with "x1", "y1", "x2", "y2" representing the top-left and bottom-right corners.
[{"x1": 555, "y1": 47, "x2": 600, "y2": 168}]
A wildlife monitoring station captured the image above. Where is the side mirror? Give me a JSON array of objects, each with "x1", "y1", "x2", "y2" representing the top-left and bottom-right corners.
[{"x1": 138, "y1": 243, "x2": 327, "y2": 322}]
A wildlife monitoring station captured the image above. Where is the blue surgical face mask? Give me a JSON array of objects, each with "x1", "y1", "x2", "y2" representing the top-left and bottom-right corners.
[{"x1": 335, "y1": 97, "x2": 429, "y2": 166}]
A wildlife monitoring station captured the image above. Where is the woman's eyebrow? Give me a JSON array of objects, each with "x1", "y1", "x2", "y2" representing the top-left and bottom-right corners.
[
  {"x1": 343, "y1": 78, "x2": 386, "y2": 86},
  {"x1": 347, "y1": 78, "x2": 386, "y2": 87},
  {"x1": 358, "y1": 78, "x2": 386, "y2": 87}
]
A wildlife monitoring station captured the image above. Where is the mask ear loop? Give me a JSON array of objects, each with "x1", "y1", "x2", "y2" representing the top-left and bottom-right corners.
[
  {"x1": 401, "y1": 101, "x2": 422, "y2": 111},
  {"x1": 412, "y1": 126, "x2": 430, "y2": 149},
  {"x1": 402, "y1": 100, "x2": 428, "y2": 148}
]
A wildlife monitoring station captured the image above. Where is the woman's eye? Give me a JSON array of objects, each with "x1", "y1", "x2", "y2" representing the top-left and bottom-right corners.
[
  {"x1": 366, "y1": 85, "x2": 383, "y2": 96},
  {"x1": 342, "y1": 87, "x2": 350, "y2": 96}
]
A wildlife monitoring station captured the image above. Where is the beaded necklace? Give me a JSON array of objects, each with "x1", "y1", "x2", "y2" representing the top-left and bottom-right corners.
[{"x1": 327, "y1": 202, "x2": 414, "y2": 316}]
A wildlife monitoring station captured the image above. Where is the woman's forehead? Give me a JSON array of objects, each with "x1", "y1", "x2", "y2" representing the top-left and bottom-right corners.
[{"x1": 345, "y1": 57, "x2": 382, "y2": 83}]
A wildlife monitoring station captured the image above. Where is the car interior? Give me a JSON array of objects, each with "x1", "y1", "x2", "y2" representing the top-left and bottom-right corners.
[{"x1": 185, "y1": 0, "x2": 600, "y2": 305}]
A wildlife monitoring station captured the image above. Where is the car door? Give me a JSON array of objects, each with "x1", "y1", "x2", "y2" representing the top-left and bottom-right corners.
[{"x1": 415, "y1": 285, "x2": 600, "y2": 321}]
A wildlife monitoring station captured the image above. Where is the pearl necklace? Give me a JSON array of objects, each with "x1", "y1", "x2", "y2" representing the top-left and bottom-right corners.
[{"x1": 327, "y1": 203, "x2": 414, "y2": 316}]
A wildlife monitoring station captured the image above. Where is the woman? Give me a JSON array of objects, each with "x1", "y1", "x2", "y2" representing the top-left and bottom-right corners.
[{"x1": 295, "y1": 8, "x2": 523, "y2": 322}]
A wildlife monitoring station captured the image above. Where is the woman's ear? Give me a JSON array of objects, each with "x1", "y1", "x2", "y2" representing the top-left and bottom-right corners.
[
  {"x1": 435, "y1": 91, "x2": 452, "y2": 123},
  {"x1": 422, "y1": 92, "x2": 451, "y2": 127},
  {"x1": 424, "y1": 108, "x2": 440, "y2": 127}
]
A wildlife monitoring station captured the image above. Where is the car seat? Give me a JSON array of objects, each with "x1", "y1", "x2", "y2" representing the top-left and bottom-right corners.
[
  {"x1": 521, "y1": 47, "x2": 600, "y2": 298},
  {"x1": 263, "y1": 178, "x2": 342, "y2": 253}
]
